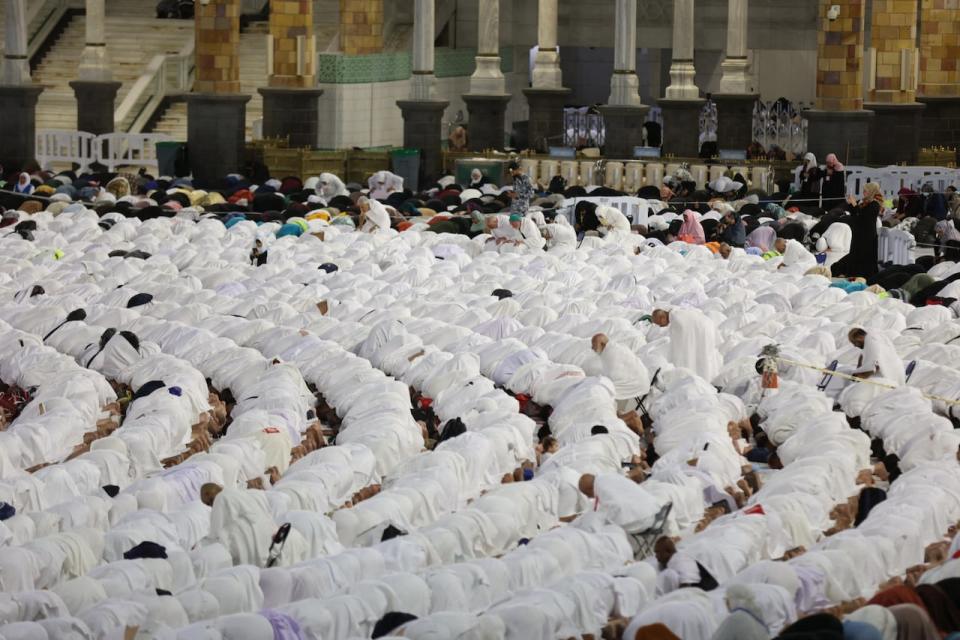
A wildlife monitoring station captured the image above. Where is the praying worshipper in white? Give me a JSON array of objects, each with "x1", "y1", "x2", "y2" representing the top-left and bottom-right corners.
[{"x1": 1, "y1": 153, "x2": 960, "y2": 640}]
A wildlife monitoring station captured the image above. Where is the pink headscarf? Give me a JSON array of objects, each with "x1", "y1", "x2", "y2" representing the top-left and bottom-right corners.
[
  {"x1": 677, "y1": 210, "x2": 706, "y2": 244},
  {"x1": 745, "y1": 226, "x2": 778, "y2": 253},
  {"x1": 825, "y1": 154, "x2": 845, "y2": 173}
]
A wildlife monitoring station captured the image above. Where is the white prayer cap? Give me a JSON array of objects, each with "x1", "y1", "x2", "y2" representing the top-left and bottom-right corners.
[
  {"x1": 701, "y1": 210, "x2": 722, "y2": 222},
  {"x1": 461, "y1": 188, "x2": 482, "y2": 201},
  {"x1": 304, "y1": 176, "x2": 321, "y2": 190},
  {"x1": 50, "y1": 193, "x2": 71, "y2": 202},
  {"x1": 307, "y1": 194, "x2": 323, "y2": 204},
  {"x1": 265, "y1": 178, "x2": 282, "y2": 190},
  {"x1": 480, "y1": 184, "x2": 500, "y2": 195},
  {"x1": 96, "y1": 190, "x2": 116, "y2": 204}
]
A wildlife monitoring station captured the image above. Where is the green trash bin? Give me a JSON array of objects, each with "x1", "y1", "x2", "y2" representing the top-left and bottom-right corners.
[
  {"x1": 156, "y1": 141, "x2": 188, "y2": 177},
  {"x1": 390, "y1": 148, "x2": 420, "y2": 191}
]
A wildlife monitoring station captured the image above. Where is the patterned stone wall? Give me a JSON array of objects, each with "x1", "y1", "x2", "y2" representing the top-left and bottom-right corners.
[
  {"x1": 194, "y1": 0, "x2": 241, "y2": 94},
  {"x1": 869, "y1": 0, "x2": 918, "y2": 104},
  {"x1": 269, "y1": 0, "x2": 316, "y2": 87},
  {"x1": 340, "y1": 0, "x2": 384, "y2": 56},
  {"x1": 816, "y1": 0, "x2": 866, "y2": 111},
  {"x1": 919, "y1": 0, "x2": 960, "y2": 97}
]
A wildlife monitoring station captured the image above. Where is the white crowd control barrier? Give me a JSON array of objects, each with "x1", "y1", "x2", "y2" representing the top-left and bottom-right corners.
[
  {"x1": 794, "y1": 164, "x2": 960, "y2": 200},
  {"x1": 36, "y1": 131, "x2": 171, "y2": 173}
]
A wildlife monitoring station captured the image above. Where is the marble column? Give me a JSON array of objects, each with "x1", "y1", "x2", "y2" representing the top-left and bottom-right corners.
[
  {"x1": 608, "y1": 0, "x2": 641, "y2": 107},
  {"x1": 664, "y1": 0, "x2": 699, "y2": 99},
  {"x1": 600, "y1": 0, "x2": 648, "y2": 158},
  {"x1": 531, "y1": 0, "x2": 561, "y2": 89},
  {"x1": 78, "y1": 0, "x2": 110, "y2": 81},
  {"x1": 719, "y1": 0, "x2": 752, "y2": 94},
  {"x1": 804, "y1": 0, "x2": 873, "y2": 165},
  {"x1": 660, "y1": 0, "x2": 704, "y2": 157},
  {"x1": 259, "y1": 0, "x2": 324, "y2": 148},
  {"x1": 523, "y1": 0, "x2": 569, "y2": 151},
  {"x1": 714, "y1": 0, "x2": 758, "y2": 153},
  {"x1": 464, "y1": 0, "x2": 510, "y2": 150},
  {"x1": 865, "y1": 0, "x2": 923, "y2": 164},
  {"x1": 0, "y1": 0, "x2": 43, "y2": 170},
  {"x1": 72, "y1": 0, "x2": 120, "y2": 134},
  {"x1": 2, "y1": 0, "x2": 30, "y2": 85},
  {"x1": 187, "y1": 0, "x2": 249, "y2": 187},
  {"x1": 398, "y1": 0, "x2": 448, "y2": 186},
  {"x1": 410, "y1": 0, "x2": 436, "y2": 101},
  {"x1": 917, "y1": 0, "x2": 960, "y2": 160}
]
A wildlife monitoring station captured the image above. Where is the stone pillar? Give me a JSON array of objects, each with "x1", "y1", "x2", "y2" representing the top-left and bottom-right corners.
[
  {"x1": 719, "y1": 0, "x2": 752, "y2": 94},
  {"x1": 714, "y1": 0, "x2": 758, "y2": 153},
  {"x1": 531, "y1": 0, "x2": 562, "y2": 89},
  {"x1": 340, "y1": 0, "x2": 384, "y2": 55},
  {"x1": 2, "y1": 0, "x2": 30, "y2": 85},
  {"x1": 665, "y1": 0, "x2": 699, "y2": 99},
  {"x1": 397, "y1": 0, "x2": 448, "y2": 186},
  {"x1": 0, "y1": 0, "x2": 43, "y2": 170},
  {"x1": 804, "y1": 0, "x2": 873, "y2": 165},
  {"x1": 259, "y1": 0, "x2": 323, "y2": 148},
  {"x1": 464, "y1": 0, "x2": 509, "y2": 150},
  {"x1": 72, "y1": 0, "x2": 120, "y2": 134},
  {"x1": 600, "y1": 0, "x2": 649, "y2": 158},
  {"x1": 609, "y1": 0, "x2": 641, "y2": 107},
  {"x1": 0, "y1": 86, "x2": 43, "y2": 170},
  {"x1": 187, "y1": 0, "x2": 249, "y2": 187},
  {"x1": 523, "y1": 0, "x2": 570, "y2": 150},
  {"x1": 70, "y1": 80, "x2": 121, "y2": 134},
  {"x1": 78, "y1": 0, "x2": 110, "y2": 81},
  {"x1": 917, "y1": 0, "x2": 960, "y2": 158},
  {"x1": 410, "y1": 0, "x2": 436, "y2": 101},
  {"x1": 865, "y1": 0, "x2": 923, "y2": 164},
  {"x1": 659, "y1": 0, "x2": 703, "y2": 157}
]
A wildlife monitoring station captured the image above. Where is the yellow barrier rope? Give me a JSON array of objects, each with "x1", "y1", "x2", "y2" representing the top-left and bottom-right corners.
[{"x1": 771, "y1": 354, "x2": 960, "y2": 408}]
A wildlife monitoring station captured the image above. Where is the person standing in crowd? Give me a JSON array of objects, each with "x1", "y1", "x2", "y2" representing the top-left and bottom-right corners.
[
  {"x1": 798, "y1": 153, "x2": 822, "y2": 210},
  {"x1": 508, "y1": 161, "x2": 534, "y2": 218},
  {"x1": 832, "y1": 182, "x2": 883, "y2": 278},
  {"x1": 821, "y1": 153, "x2": 847, "y2": 210}
]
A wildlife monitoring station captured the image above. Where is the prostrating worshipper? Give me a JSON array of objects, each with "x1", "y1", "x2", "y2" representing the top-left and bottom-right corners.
[
  {"x1": 712, "y1": 584, "x2": 771, "y2": 640},
  {"x1": 577, "y1": 473, "x2": 664, "y2": 533},
  {"x1": 200, "y1": 483, "x2": 306, "y2": 568},
  {"x1": 358, "y1": 196, "x2": 392, "y2": 233},
  {"x1": 831, "y1": 182, "x2": 883, "y2": 278},
  {"x1": 508, "y1": 161, "x2": 534, "y2": 217},
  {"x1": 591, "y1": 333, "x2": 650, "y2": 414},
  {"x1": 651, "y1": 307, "x2": 722, "y2": 383},
  {"x1": 653, "y1": 536, "x2": 718, "y2": 593},
  {"x1": 847, "y1": 328, "x2": 906, "y2": 385}
]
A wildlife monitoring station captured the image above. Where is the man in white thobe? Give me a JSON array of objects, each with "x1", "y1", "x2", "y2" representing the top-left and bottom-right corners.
[
  {"x1": 848, "y1": 328, "x2": 906, "y2": 385},
  {"x1": 651, "y1": 308, "x2": 722, "y2": 383},
  {"x1": 591, "y1": 333, "x2": 650, "y2": 414}
]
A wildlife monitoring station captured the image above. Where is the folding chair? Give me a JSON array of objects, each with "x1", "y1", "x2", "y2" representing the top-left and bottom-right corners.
[
  {"x1": 630, "y1": 502, "x2": 673, "y2": 559},
  {"x1": 817, "y1": 360, "x2": 839, "y2": 392}
]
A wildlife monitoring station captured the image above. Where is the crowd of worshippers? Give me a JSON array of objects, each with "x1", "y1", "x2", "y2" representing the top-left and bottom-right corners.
[
  {"x1": 5, "y1": 152, "x2": 960, "y2": 301},
  {"x1": 5, "y1": 157, "x2": 960, "y2": 638}
]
